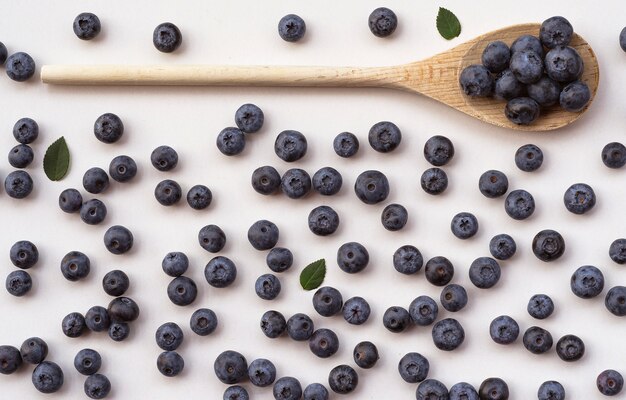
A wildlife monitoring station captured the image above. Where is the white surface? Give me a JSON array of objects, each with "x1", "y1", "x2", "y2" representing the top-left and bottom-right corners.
[{"x1": 1, "y1": 1, "x2": 626, "y2": 399}]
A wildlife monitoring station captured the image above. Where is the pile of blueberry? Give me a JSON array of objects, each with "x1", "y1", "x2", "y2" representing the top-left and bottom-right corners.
[{"x1": 460, "y1": 16, "x2": 592, "y2": 125}]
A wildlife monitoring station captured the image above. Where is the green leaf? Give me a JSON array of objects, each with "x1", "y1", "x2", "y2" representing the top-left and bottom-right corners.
[
  {"x1": 300, "y1": 259, "x2": 326, "y2": 291},
  {"x1": 436, "y1": 7, "x2": 461, "y2": 40},
  {"x1": 43, "y1": 136, "x2": 70, "y2": 181}
]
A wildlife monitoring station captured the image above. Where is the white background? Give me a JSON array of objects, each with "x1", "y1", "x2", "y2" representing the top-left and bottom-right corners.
[{"x1": 1, "y1": 0, "x2": 626, "y2": 399}]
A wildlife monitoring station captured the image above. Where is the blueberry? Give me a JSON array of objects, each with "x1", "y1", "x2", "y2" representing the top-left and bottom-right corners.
[
  {"x1": 308, "y1": 205, "x2": 340, "y2": 236},
  {"x1": 571, "y1": 265, "x2": 604, "y2": 299},
  {"x1": 515, "y1": 144, "x2": 544, "y2": 173},
  {"x1": 368, "y1": 7, "x2": 397, "y2": 37},
  {"x1": 156, "y1": 322, "x2": 184, "y2": 351},
  {"x1": 469, "y1": 257, "x2": 501, "y2": 289},
  {"x1": 398, "y1": 352, "x2": 429, "y2": 383},
  {"x1": 564, "y1": 182, "x2": 596, "y2": 215},
  {"x1": 153, "y1": 22, "x2": 182, "y2": 53},
  {"x1": 274, "y1": 376, "x2": 304, "y2": 400},
  {"x1": 421, "y1": 167, "x2": 448, "y2": 195},
  {"x1": 556, "y1": 334, "x2": 585, "y2": 362},
  {"x1": 533, "y1": 229, "x2": 566, "y2": 262},
  {"x1": 609, "y1": 239, "x2": 626, "y2": 264},
  {"x1": 449, "y1": 382, "x2": 479, "y2": 400},
  {"x1": 32, "y1": 361, "x2": 64, "y2": 393},
  {"x1": 217, "y1": 127, "x2": 246, "y2": 156},
  {"x1": 0, "y1": 345, "x2": 22, "y2": 375},
  {"x1": 416, "y1": 379, "x2": 448, "y2": 400},
  {"x1": 523, "y1": 326, "x2": 553, "y2": 354},
  {"x1": 85, "y1": 306, "x2": 110, "y2": 332},
  {"x1": 8, "y1": 144, "x2": 34, "y2": 168},
  {"x1": 267, "y1": 247, "x2": 293, "y2": 273},
  {"x1": 621, "y1": 27, "x2": 626, "y2": 51},
  {"x1": 281, "y1": 168, "x2": 312, "y2": 199},
  {"x1": 190, "y1": 308, "x2": 218, "y2": 336},
  {"x1": 312, "y1": 167, "x2": 342, "y2": 196},
  {"x1": 303, "y1": 383, "x2": 329, "y2": 400},
  {"x1": 60, "y1": 251, "x2": 91, "y2": 281},
  {"x1": 278, "y1": 14, "x2": 306, "y2": 42},
  {"x1": 538, "y1": 381, "x2": 565, "y2": 400},
  {"x1": 162, "y1": 252, "x2": 189, "y2": 277},
  {"x1": 353, "y1": 341, "x2": 378, "y2": 369},
  {"x1": 605, "y1": 286, "x2": 626, "y2": 316},
  {"x1": 59, "y1": 188, "x2": 83, "y2": 213},
  {"x1": 62, "y1": 312, "x2": 87, "y2": 338},
  {"x1": 511, "y1": 35, "x2": 544, "y2": 58},
  {"x1": 479, "y1": 170, "x2": 509, "y2": 198},
  {"x1": 505, "y1": 189, "x2": 535, "y2": 220},
  {"x1": 450, "y1": 212, "x2": 479, "y2": 239},
  {"x1": 286, "y1": 313, "x2": 314, "y2": 341},
  {"x1": 560, "y1": 80, "x2": 591, "y2": 112},
  {"x1": 4, "y1": 170, "x2": 33, "y2": 198},
  {"x1": 597, "y1": 369, "x2": 624, "y2": 396},
  {"x1": 380, "y1": 203, "x2": 408, "y2": 231},
  {"x1": 83, "y1": 167, "x2": 110, "y2": 194},
  {"x1": 214, "y1": 350, "x2": 248, "y2": 384},
  {"x1": 602, "y1": 142, "x2": 626, "y2": 169},
  {"x1": 224, "y1": 386, "x2": 249, "y2": 400},
  {"x1": 157, "y1": 351, "x2": 184, "y2": 377},
  {"x1": 0, "y1": 42, "x2": 6, "y2": 65},
  {"x1": 328, "y1": 365, "x2": 358, "y2": 394},
  {"x1": 198, "y1": 224, "x2": 226, "y2": 253},
  {"x1": 205, "y1": 256, "x2": 237, "y2": 288},
  {"x1": 84, "y1": 373, "x2": 111, "y2": 399},
  {"x1": 260, "y1": 310, "x2": 287, "y2": 338},
  {"x1": 354, "y1": 170, "x2": 390, "y2": 204},
  {"x1": 505, "y1": 97, "x2": 541, "y2": 125},
  {"x1": 333, "y1": 132, "x2": 359, "y2": 158},
  {"x1": 6, "y1": 52, "x2": 36, "y2": 82},
  {"x1": 186, "y1": 185, "x2": 212, "y2": 210},
  {"x1": 393, "y1": 245, "x2": 423, "y2": 275},
  {"x1": 368, "y1": 121, "x2": 401, "y2": 153},
  {"x1": 383, "y1": 306, "x2": 410, "y2": 333},
  {"x1": 432, "y1": 318, "x2": 465, "y2": 351},
  {"x1": 154, "y1": 179, "x2": 182, "y2": 206},
  {"x1": 248, "y1": 358, "x2": 276, "y2": 387},
  {"x1": 235, "y1": 103, "x2": 264, "y2": 133},
  {"x1": 540, "y1": 16, "x2": 573, "y2": 49},
  {"x1": 545, "y1": 46, "x2": 583, "y2": 83},
  {"x1": 74, "y1": 348, "x2": 102, "y2": 375},
  {"x1": 103, "y1": 225, "x2": 133, "y2": 255},
  {"x1": 252, "y1": 166, "x2": 281, "y2": 195},
  {"x1": 440, "y1": 284, "x2": 468, "y2": 312},
  {"x1": 336, "y1": 241, "x2": 369, "y2": 273},
  {"x1": 248, "y1": 219, "x2": 279, "y2": 250},
  {"x1": 527, "y1": 76, "x2": 562, "y2": 107},
  {"x1": 151, "y1": 145, "x2": 178, "y2": 171},
  {"x1": 459, "y1": 64, "x2": 494, "y2": 97},
  {"x1": 109, "y1": 155, "x2": 137, "y2": 182},
  {"x1": 312, "y1": 286, "x2": 343, "y2": 317},
  {"x1": 424, "y1": 135, "x2": 455, "y2": 166},
  {"x1": 479, "y1": 377, "x2": 509, "y2": 400},
  {"x1": 309, "y1": 328, "x2": 339, "y2": 358},
  {"x1": 424, "y1": 256, "x2": 454, "y2": 286},
  {"x1": 275, "y1": 130, "x2": 307, "y2": 162},
  {"x1": 528, "y1": 294, "x2": 554, "y2": 319},
  {"x1": 73, "y1": 12, "x2": 101, "y2": 40},
  {"x1": 482, "y1": 41, "x2": 511, "y2": 73},
  {"x1": 342, "y1": 296, "x2": 371, "y2": 325},
  {"x1": 20, "y1": 337, "x2": 47, "y2": 364},
  {"x1": 94, "y1": 113, "x2": 124, "y2": 143},
  {"x1": 409, "y1": 295, "x2": 438, "y2": 326},
  {"x1": 494, "y1": 69, "x2": 525, "y2": 100},
  {"x1": 80, "y1": 199, "x2": 107, "y2": 225},
  {"x1": 13, "y1": 117, "x2": 39, "y2": 144},
  {"x1": 489, "y1": 234, "x2": 516, "y2": 260},
  {"x1": 167, "y1": 276, "x2": 197, "y2": 306},
  {"x1": 255, "y1": 273, "x2": 281, "y2": 300},
  {"x1": 6, "y1": 270, "x2": 32, "y2": 297},
  {"x1": 108, "y1": 321, "x2": 130, "y2": 342},
  {"x1": 10, "y1": 240, "x2": 39, "y2": 269},
  {"x1": 107, "y1": 296, "x2": 140, "y2": 322}
]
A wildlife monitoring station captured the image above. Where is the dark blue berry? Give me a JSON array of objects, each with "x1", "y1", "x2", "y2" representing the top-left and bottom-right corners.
[
  {"x1": 609, "y1": 239, "x2": 626, "y2": 264},
  {"x1": 198, "y1": 224, "x2": 226, "y2": 253},
  {"x1": 440, "y1": 284, "x2": 468, "y2": 312},
  {"x1": 571, "y1": 265, "x2": 604, "y2": 299},
  {"x1": 275, "y1": 130, "x2": 307, "y2": 162},
  {"x1": 278, "y1": 14, "x2": 306, "y2": 42},
  {"x1": 449, "y1": 382, "x2": 479, "y2": 400},
  {"x1": 556, "y1": 334, "x2": 585, "y2": 362},
  {"x1": 312, "y1": 166, "x2": 342, "y2": 195},
  {"x1": 336, "y1": 241, "x2": 369, "y2": 273},
  {"x1": 424, "y1": 135, "x2": 455, "y2": 166},
  {"x1": 217, "y1": 127, "x2": 245, "y2": 156},
  {"x1": 597, "y1": 369, "x2": 623, "y2": 396},
  {"x1": 398, "y1": 352, "x2": 429, "y2": 383},
  {"x1": 527, "y1": 76, "x2": 561, "y2": 107},
  {"x1": 505, "y1": 189, "x2": 535, "y2": 220},
  {"x1": 154, "y1": 179, "x2": 182, "y2": 206},
  {"x1": 489, "y1": 234, "x2": 516, "y2": 260},
  {"x1": 248, "y1": 358, "x2": 276, "y2": 387},
  {"x1": 167, "y1": 276, "x2": 197, "y2": 306},
  {"x1": 10, "y1": 240, "x2": 39, "y2": 269},
  {"x1": 533, "y1": 229, "x2": 565, "y2": 262},
  {"x1": 383, "y1": 306, "x2": 410, "y2": 333},
  {"x1": 545, "y1": 46, "x2": 583, "y2": 83},
  {"x1": 151, "y1": 145, "x2": 178, "y2": 171},
  {"x1": 328, "y1": 365, "x2": 358, "y2": 394},
  {"x1": 4, "y1": 170, "x2": 33, "y2": 198},
  {"x1": 162, "y1": 252, "x2": 189, "y2": 277},
  {"x1": 74, "y1": 348, "x2": 101, "y2": 375},
  {"x1": 274, "y1": 377, "x2": 303, "y2": 400},
  {"x1": 6, "y1": 270, "x2": 32, "y2": 296},
  {"x1": 416, "y1": 379, "x2": 448, "y2": 400},
  {"x1": 109, "y1": 155, "x2": 137, "y2": 182},
  {"x1": 186, "y1": 184, "x2": 212, "y2": 209},
  {"x1": 214, "y1": 351, "x2": 248, "y2": 384},
  {"x1": 354, "y1": 170, "x2": 389, "y2": 204},
  {"x1": 605, "y1": 286, "x2": 626, "y2": 316},
  {"x1": 538, "y1": 381, "x2": 565, "y2": 400},
  {"x1": 432, "y1": 318, "x2": 465, "y2": 351},
  {"x1": 103, "y1": 225, "x2": 133, "y2": 255},
  {"x1": 60, "y1": 251, "x2": 91, "y2": 281},
  {"x1": 190, "y1": 308, "x2": 218, "y2": 336},
  {"x1": 368, "y1": 121, "x2": 401, "y2": 153},
  {"x1": 523, "y1": 326, "x2": 553, "y2": 354},
  {"x1": 528, "y1": 294, "x2": 554, "y2": 319},
  {"x1": 80, "y1": 199, "x2": 107, "y2": 225},
  {"x1": 368, "y1": 7, "x2": 397, "y2": 37},
  {"x1": 353, "y1": 341, "x2": 378, "y2": 369},
  {"x1": 6, "y1": 52, "x2": 35, "y2": 82},
  {"x1": 450, "y1": 212, "x2": 478, "y2": 239},
  {"x1": 421, "y1": 167, "x2": 448, "y2": 195},
  {"x1": 153, "y1": 22, "x2": 182, "y2": 53},
  {"x1": 511, "y1": 35, "x2": 544, "y2": 58},
  {"x1": 252, "y1": 166, "x2": 281, "y2": 195},
  {"x1": 266, "y1": 247, "x2": 293, "y2": 273},
  {"x1": 333, "y1": 132, "x2": 359, "y2": 158},
  {"x1": 156, "y1": 322, "x2": 184, "y2": 351},
  {"x1": 13, "y1": 118, "x2": 38, "y2": 144},
  {"x1": 621, "y1": 27, "x2": 626, "y2": 52},
  {"x1": 85, "y1": 306, "x2": 110, "y2": 332},
  {"x1": 107, "y1": 296, "x2": 140, "y2": 322},
  {"x1": 312, "y1": 286, "x2": 343, "y2": 317},
  {"x1": 73, "y1": 13, "x2": 101, "y2": 41},
  {"x1": 560, "y1": 80, "x2": 591, "y2": 112},
  {"x1": 286, "y1": 313, "x2": 314, "y2": 341},
  {"x1": 83, "y1": 167, "x2": 109, "y2": 194},
  {"x1": 157, "y1": 351, "x2": 184, "y2": 377},
  {"x1": 248, "y1": 219, "x2": 279, "y2": 250},
  {"x1": 381, "y1": 203, "x2": 407, "y2": 231},
  {"x1": 281, "y1": 168, "x2": 311, "y2": 199},
  {"x1": 235, "y1": 103, "x2": 264, "y2": 133},
  {"x1": 32, "y1": 361, "x2": 64, "y2": 393},
  {"x1": 469, "y1": 257, "x2": 501, "y2": 289},
  {"x1": 204, "y1": 256, "x2": 237, "y2": 288},
  {"x1": 0, "y1": 345, "x2": 22, "y2": 374},
  {"x1": 425, "y1": 256, "x2": 454, "y2": 286},
  {"x1": 309, "y1": 328, "x2": 339, "y2": 358},
  {"x1": 108, "y1": 321, "x2": 130, "y2": 341},
  {"x1": 460, "y1": 64, "x2": 494, "y2": 97},
  {"x1": 308, "y1": 205, "x2": 340, "y2": 236},
  {"x1": 393, "y1": 245, "x2": 423, "y2": 275},
  {"x1": 102, "y1": 269, "x2": 129, "y2": 296},
  {"x1": 540, "y1": 16, "x2": 573, "y2": 49},
  {"x1": 479, "y1": 170, "x2": 508, "y2": 198},
  {"x1": 260, "y1": 310, "x2": 287, "y2": 338},
  {"x1": 84, "y1": 373, "x2": 111, "y2": 399},
  {"x1": 342, "y1": 296, "x2": 370, "y2": 325},
  {"x1": 409, "y1": 295, "x2": 438, "y2": 326},
  {"x1": 494, "y1": 69, "x2": 525, "y2": 100},
  {"x1": 224, "y1": 385, "x2": 249, "y2": 400},
  {"x1": 304, "y1": 383, "x2": 329, "y2": 400},
  {"x1": 20, "y1": 337, "x2": 47, "y2": 364},
  {"x1": 482, "y1": 41, "x2": 511, "y2": 73},
  {"x1": 479, "y1": 377, "x2": 509, "y2": 400},
  {"x1": 255, "y1": 273, "x2": 281, "y2": 300},
  {"x1": 0, "y1": 42, "x2": 6, "y2": 65},
  {"x1": 59, "y1": 188, "x2": 83, "y2": 213},
  {"x1": 62, "y1": 312, "x2": 87, "y2": 338},
  {"x1": 8, "y1": 144, "x2": 33, "y2": 168},
  {"x1": 602, "y1": 142, "x2": 626, "y2": 169},
  {"x1": 94, "y1": 113, "x2": 123, "y2": 143},
  {"x1": 564, "y1": 183, "x2": 596, "y2": 215},
  {"x1": 505, "y1": 97, "x2": 541, "y2": 125}
]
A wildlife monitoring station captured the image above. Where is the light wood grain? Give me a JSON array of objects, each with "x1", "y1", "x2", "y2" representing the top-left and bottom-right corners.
[{"x1": 41, "y1": 23, "x2": 599, "y2": 132}]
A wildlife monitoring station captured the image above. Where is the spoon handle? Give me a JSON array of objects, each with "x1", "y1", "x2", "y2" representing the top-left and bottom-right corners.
[{"x1": 41, "y1": 64, "x2": 408, "y2": 88}]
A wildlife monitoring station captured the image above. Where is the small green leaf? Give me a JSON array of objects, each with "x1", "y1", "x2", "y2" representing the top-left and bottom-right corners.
[
  {"x1": 436, "y1": 7, "x2": 461, "y2": 40},
  {"x1": 43, "y1": 136, "x2": 70, "y2": 181},
  {"x1": 300, "y1": 259, "x2": 326, "y2": 291}
]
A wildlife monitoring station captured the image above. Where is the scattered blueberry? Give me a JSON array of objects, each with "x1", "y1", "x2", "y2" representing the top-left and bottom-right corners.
[
  {"x1": 308, "y1": 328, "x2": 339, "y2": 358},
  {"x1": 153, "y1": 22, "x2": 182, "y2": 53},
  {"x1": 303, "y1": 383, "x2": 329, "y2": 400},
  {"x1": 214, "y1": 350, "x2": 248, "y2": 384},
  {"x1": 609, "y1": 239, "x2": 626, "y2": 264},
  {"x1": 353, "y1": 341, "x2": 378, "y2": 369},
  {"x1": 523, "y1": 326, "x2": 553, "y2": 354},
  {"x1": 248, "y1": 219, "x2": 279, "y2": 250},
  {"x1": 312, "y1": 166, "x2": 342, "y2": 196},
  {"x1": 368, "y1": 7, "x2": 397, "y2": 38},
  {"x1": 274, "y1": 376, "x2": 303, "y2": 400},
  {"x1": 255, "y1": 273, "x2": 281, "y2": 300},
  {"x1": 571, "y1": 265, "x2": 604, "y2": 299},
  {"x1": 60, "y1": 250, "x2": 91, "y2": 281},
  {"x1": 354, "y1": 170, "x2": 390, "y2": 204},
  {"x1": 424, "y1": 256, "x2": 454, "y2": 286},
  {"x1": 190, "y1": 308, "x2": 218, "y2": 336},
  {"x1": 8, "y1": 144, "x2": 34, "y2": 168},
  {"x1": 13, "y1": 117, "x2": 39, "y2": 144},
  {"x1": 260, "y1": 310, "x2": 287, "y2": 338},
  {"x1": 108, "y1": 321, "x2": 130, "y2": 342},
  {"x1": 621, "y1": 27, "x2": 626, "y2": 52},
  {"x1": 432, "y1": 318, "x2": 465, "y2": 351},
  {"x1": 74, "y1": 348, "x2": 102, "y2": 375},
  {"x1": 107, "y1": 296, "x2": 140, "y2": 322},
  {"x1": 167, "y1": 276, "x2": 197, "y2": 306},
  {"x1": 398, "y1": 352, "x2": 429, "y2": 383},
  {"x1": 538, "y1": 381, "x2": 566, "y2": 400},
  {"x1": 449, "y1": 382, "x2": 479, "y2": 400},
  {"x1": 224, "y1": 385, "x2": 249, "y2": 400},
  {"x1": 416, "y1": 379, "x2": 448, "y2": 400},
  {"x1": 217, "y1": 127, "x2": 246, "y2": 156},
  {"x1": 0, "y1": 345, "x2": 22, "y2": 374},
  {"x1": 32, "y1": 361, "x2": 64, "y2": 393},
  {"x1": 80, "y1": 199, "x2": 107, "y2": 225},
  {"x1": 73, "y1": 12, "x2": 101, "y2": 40},
  {"x1": 248, "y1": 358, "x2": 276, "y2": 387},
  {"x1": 198, "y1": 224, "x2": 226, "y2": 253},
  {"x1": 368, "y1": 121, "x2": 401, "y2": 153},
  {"x1": 336, "y1": 241, "x2": 369, "y2": 273},
  {"x1": 479, "y1": 170, "x2": 509, "y2": 198},
  {"x1": 94, "y1": 113, "x2": 124, "y2": 144},
  {"x1": 20, "y1": 337, "x2": 47, "y2": 364},
  {"x1": 528, "y1": 294, "x2": 555, "y2": 320},
  {"x1": 5, "y1": 170, "x2": 33, "y2": 199},
  {"x1": 597, "y1": 369, "x2": 624, "y2": 396},
  {"x1": 162, "y1": 252, "x2": 189, "y2": 277},
  {"x1": 0, "y1": 42, "x2": 6, "y2": 65},
  {"x1": 286, "y1": 313, "x2": 314, "y2": 341},
  {"x1": 252, "y1": 166, "x2": 281, "y2": 195},
  {"x1": 157, "y1": 351, "x2": 184, "y2": 377},
  {"x1": 155, "y1": 322, "x2": 184, "y2": 351},
  {"x1": 154, "y1": 179, "x2": 182, "y2": 206},
  {"x1": 267, "y1": 247, "x2": 293, "y2": 273},
  {"x1": 532, "y1": 229, "x2": 566, "y2": 262},
  {"x1": 489, "y1": 233, "x2": 517, "y2": 260},
  {"x1": 420, "y1": 167, "x2": 448, "y2": 195},
  {"x1": 601, "y1": 142, "x2": 626, "y2": 169},
  {"x1": 151, "y1": 145, "x2": 178, "y2": 171},
  {"x1": 308, "y1": 205, "x2": 340, "y2": 236},
  {"x1": 275, "y1": 130, "x2": 307, "y2": 162},
  {"x1": 409, "y1": 295, "x2": 438, "y2": 326},
  {"x1": 59, "y1": 188, "x2": 83, "y2": 213},
  {"x1": 383, "y1": 306, "x2": 410, "y2": 333},
  {"x1": 103, "y1": 225, "x2": 133, "y2": 255},
  {"x1": 235, "y1": 103, "x2": 264, "y2": 133},
  {"x1": 563, "y1": 182, "x2": 596, "y2": 214},
  {"x1": 556, "y1": 334, "x2": 585, "y2": 362},
  {"x1": 450, "y1": 212, "x2": 479, "y2": 239},
  {"x1": 204, "y1": 256, "x2": 237, "y2": 288},
  {"x1": 605, "y1": 286, "x2": 626, "y2": 316},
  {"x1": 281, "y1": 168, "x2": 311, "y2": 199},
  {"x1": 440, "y1": 284, "x2": 468, "y2": 312},
  {"x1": 278, "y1": 14, "x2": 306, "y2": 42},
  {"x1": 6, "y1": 52, "x2": 36, "y2": 82},
  {"x1": 83, "y1": 167, "x2": 110, "y2": 194},
  {"x1": 102, "y1": 270, "x2": 129, "y2": 297},
  {"x1": 469, "y1": 257, "x2": 501, "y2": 289},
  {"x1": 84, "y1": 373, "x2": 111, "y2": 399},
  {"x1": 392, "y1": 245, "x2": 423, "y2": 275},
  {"x1": 5, "y1": 270, "x2": 32, "y2": 297},
  {"x1": 381, "y1": 203, "x2": 408, "y2": 231},
  {"x1": 84, "y1": 306, "x2": 111, "y2": 333},
  {"x1": 479, "y1": 377, "x2": 509, "y2": 400},
  {"x1": 342, "y1": 296, "x2": 371, "y2": 325},
  {"x1": 61, "y1": 312, "x2": 87, "y2": 338},
  {"x1": 504, "y1": 189, "x2": 535, "y2": 220},
  {"x1": 10, "y1": 240, "x2": 39, "y2": 269},
  {"x1": 328, "y1": 365, "x2": 358, "y2": 394},
  {"x1": 109, "y1": 155, "x2": 137, "y2": 183},
  {"x1": 333, "y1": 132, "x2": 359, "y2": 158}
]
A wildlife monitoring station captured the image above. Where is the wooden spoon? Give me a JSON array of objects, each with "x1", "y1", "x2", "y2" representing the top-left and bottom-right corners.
[{"x1": 41, "y1": 23, "x2": 598, "y2": 131}]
